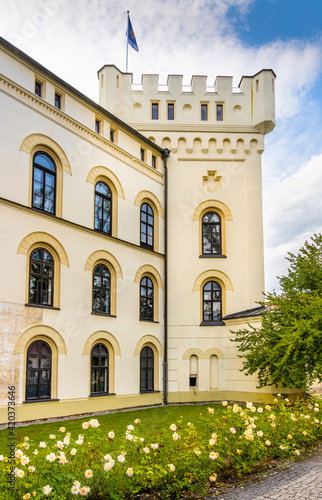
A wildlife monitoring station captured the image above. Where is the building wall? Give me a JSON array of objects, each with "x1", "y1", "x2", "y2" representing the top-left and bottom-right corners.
[{"x1": 0, "y1": 40, "x2": 283, "y2": 424}]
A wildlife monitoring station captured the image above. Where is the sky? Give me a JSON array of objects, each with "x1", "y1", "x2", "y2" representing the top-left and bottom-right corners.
[{"x1": 1, "y1": 0, "x2": 322, "y2": 293}]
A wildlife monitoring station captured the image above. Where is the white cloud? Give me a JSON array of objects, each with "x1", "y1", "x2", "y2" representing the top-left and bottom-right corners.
[{"x1": 263, "y1": 154, "x2": 322, "y2": 291}]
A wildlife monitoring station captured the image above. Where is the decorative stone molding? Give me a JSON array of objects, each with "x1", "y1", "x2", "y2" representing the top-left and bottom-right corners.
[
  {"x1": 134, "y1": 265, "x2": 164, "y2": 289},
  {"x1": 86, "y1": 166, "x2": 125, "y2": 199},
  {"x1": 204, "y1": 347, "x2": 225, "y2": 359},
  {"x1": 82, "y1": 331, "x2": 121, "y2": 356},
  {"x1": 182, "y1": 348, "x2": 208, "y2": 360},
  {"x1": 193, "y1": 270, "x2": 233, "y2": 292},
  {"x1": 14, "y1": 325, "x2": 67, "y2": 354},
  {"x1": 134, "y1": 335, "x2": 164, "y2": 357},
  {"x1": 20, "y1": 134, "x2": 72, "y2": 174},
  {"x1": 84, "y1": 250, "x2": 123, "y2": 278},
  {"x1": 193, "y1": 200, "x2": 232, "y2": 222},
  {"x1": 134, "y1": 191, "x2": 164, "y2": 218},
  {"x1": 17, "y1": 232, "x2": 69, "y2": 266}
]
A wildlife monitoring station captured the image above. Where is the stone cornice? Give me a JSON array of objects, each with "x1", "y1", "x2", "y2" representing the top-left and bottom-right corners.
[{"x1": 0, "y1": 74, "x2": 164, "y2": 184}]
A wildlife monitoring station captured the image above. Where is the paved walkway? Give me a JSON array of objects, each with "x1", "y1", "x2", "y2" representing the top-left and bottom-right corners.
[{"x1": 205, "y1": 445, "x2": 322, "y2": 500}]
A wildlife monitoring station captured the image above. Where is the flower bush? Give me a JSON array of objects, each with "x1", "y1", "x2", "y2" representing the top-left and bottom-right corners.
[{"x1": 1, "y1": 395, "x2": 321, "y2": 499}]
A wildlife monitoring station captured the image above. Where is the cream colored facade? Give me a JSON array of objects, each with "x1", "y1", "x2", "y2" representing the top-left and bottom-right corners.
[{"x1": 0, "y1": 36, "x2": 279, "y2": 424}]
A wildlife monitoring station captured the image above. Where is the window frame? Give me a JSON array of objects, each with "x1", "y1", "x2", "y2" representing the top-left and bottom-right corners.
[
  {"x1": 34, "y1": 77, "x2": 45, "y2": 98},
  {"x1": 90, "y1": 342, "x2": 109, "y2": 395},
  {"x1": 140, "y1": 345, "x2": 154, "y2": 393},
  {"x1": 140, "y1": 276, "x2": 154, "y2": 321},
  {"x1": 28, "y1": 247, "x2": 54, "y2": 308},
  {"x1": 202, "y1": 280, "x2": 222, "y2": 324},
  {"x1": 140, "y1": 202, "x2": 154, "y2": 250},
  {"x1": 94, "y1": 181, "x2": 112, "y2": 235},
  {"x1": 216, "y1": 103, "x2": 224, "y2": 121},
  {"x1": 25, "y1": 339, "x2": 52, "y2": 401},
  {"x1": 201, "y1": 103, "x2": 209, "y2": 121},
  {"x1": 31, "y1": 151, "x2": 57, "y2": 215},
  {"x1": 167, "y1": 102, "x2": 175, "y2": 120},
  {"x1": 202, "y1": 211, "x2": 222, "y2": 256},
  {"x1": 151, "y1": 102, "x2": 159, "y2": 120},
  {"x1": 92, "y1": 263, "x2": 111, "y2": 316}
]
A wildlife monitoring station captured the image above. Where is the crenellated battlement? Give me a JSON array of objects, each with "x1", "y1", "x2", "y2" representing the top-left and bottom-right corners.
[{"x1": 98, "y1": 65, "x2": 276, "y2": 135}]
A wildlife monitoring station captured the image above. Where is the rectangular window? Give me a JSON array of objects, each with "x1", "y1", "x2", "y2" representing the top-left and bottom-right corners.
[
  {"x1": 54, "y1": 93, "x2": 61, "y2": 109},
  {"x1": 35, "y1": 81, "x2": 42, "y2": 97},
  {"x1": 110, "y1": 129, "x2": 115, "y2": 143},
  {"x1": 216, "y1": 104, "x2": 223, "y2": 121},
  {"x1": 151, "y1": 102, "x2": 159, "y2": 120},
  {"x1": 201, "y1": 103, "x2": 208, "y2": 121},
  {"x1": 95, "y1": 119, "x2": 101, "y2": 134},
  {"x1": 152, "y1": 155, "x2": 156, "y2": 169},
  {"x1": 167, "y1": 103, "x2": 174, "y2": 120},
  {"x1": 140, "y1": 148, "x2": 145, "y2": 162}
]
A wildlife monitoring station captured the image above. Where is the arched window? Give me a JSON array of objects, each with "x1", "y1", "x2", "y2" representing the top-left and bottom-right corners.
[
  {"x1": 26, "y1": 340, "x2": 52, "y2": 400},
  {"x1": 140, "y1": 276, "x2": 154, "y2": 320},
  {"x1": 140, "y1": 203, "x2": 154, "y2": 249},
  {"x1": 140, "y1": 346, "x2": 154, "y2": 392},
  {"x1": 91, "y1": 343, "x2": 109, "y2": 395},
  {"x1": 29, "y1": 248, "x2": 54, "y2": 306},
  {"x1": 32, "y1": 152, "x2": 56, "y2": 214},
  {"x1": 92, "y1": 264, "x2": 110, "y2": 314},
  {"x1": 202, "y1": 211, "x2": 221, "y2": 255},
  {"x1": 203, "y1": 281, "x2": 222, "y2": 322},
  {"x1": 95, "y1": 181, "x2": 112, "y2": 235}
]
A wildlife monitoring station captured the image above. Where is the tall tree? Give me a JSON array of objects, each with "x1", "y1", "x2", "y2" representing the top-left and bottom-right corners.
[{"x1": 232, "y1": 234, "x2": 322, "y2": 390}]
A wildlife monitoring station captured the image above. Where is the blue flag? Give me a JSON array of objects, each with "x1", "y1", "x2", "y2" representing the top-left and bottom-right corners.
[{"x1": 127, "y1": 15, "x2": 139, "y2": 52}]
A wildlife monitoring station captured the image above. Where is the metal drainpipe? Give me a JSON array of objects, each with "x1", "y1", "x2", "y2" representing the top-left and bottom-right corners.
[{"x1": 162, "y1": 148, "x2": 171, "y2": 405}]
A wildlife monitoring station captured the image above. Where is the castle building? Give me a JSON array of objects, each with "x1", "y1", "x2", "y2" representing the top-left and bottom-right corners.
[{"x1": 0, "y1": 36, "x2": 277, "y2": 424}]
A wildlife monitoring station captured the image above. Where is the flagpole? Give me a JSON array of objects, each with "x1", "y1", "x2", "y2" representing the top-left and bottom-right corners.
[{"x1": 126, "y1": 10, "x2": 129, "y2": 72}]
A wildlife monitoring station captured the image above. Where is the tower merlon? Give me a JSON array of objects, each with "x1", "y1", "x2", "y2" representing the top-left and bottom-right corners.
[{"x1": 98, "y1": 65, "x2": 276, "y2": 134}]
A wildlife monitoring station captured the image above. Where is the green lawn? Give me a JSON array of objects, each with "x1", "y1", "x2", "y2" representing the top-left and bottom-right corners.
[{"x1": 0, "y1": 403, "x2": 220, "y2": 454}]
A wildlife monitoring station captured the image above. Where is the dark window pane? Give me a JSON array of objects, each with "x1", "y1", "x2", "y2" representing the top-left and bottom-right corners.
[
  {"x1": 151, "y1": 103, "x2": 159, "y2": 120},
  {"x1": 168, "y1": 103, "x2": 174, "y2": 120},
  {"x1": 91, "y1": 344, "x2": 109, "y2": 394}
]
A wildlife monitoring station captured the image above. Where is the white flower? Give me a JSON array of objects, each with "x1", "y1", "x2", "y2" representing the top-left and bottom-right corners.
[
  {"x1": 104, "y1": 460, "x2": 115, "y2": 471},
  {"x1": 265, "y1": 440, "x2": 271, "y2": 446},
  {"x1": 82, "y1": 422, "x2": 89, "y2": 430},
  {"x1": 39, "y1": 442, "x2": 46, "y2": 448},
  {"x1": 168, "y1": 463, "x2": 175, "y2": 472},
  {"x1": 71, "y1": 486, "x2": 79, "y2": 495},
  {"x1": 33, "y1": 449, "x2": 38, "y2": 456},
  {"x1": 246, "y1": 402, "x2": 253, "y2": 409},
  {"x1": 108, "y1": 431, "x2": 115, "y2": 439},
  {"x1": 16, "y1": 469, "x2": 25, "y2": 478},
  {"x1": 89, "y1": 419, "x2": 100, "y2": 428},
  {"x1": 28, "y1": 466, "x2": 36, "y2": 473},
  {"x1": 172, "y1": 432, "x2": 180, "y2": 441},
  {"x1": 208, "y1": 407, "x2": 214, "y2": 414},
  {"x1": 143, "y1": 447, "x2": 150, "y2": 454},
  {"x1": 209, "y1": 452, "x2": 219, "y2": 460},
  {"x1": 279, "y1": 445, "x2": 285, "y2": 450},
  {"x1": 127, "y1": 424, "x2": 134, "y2": 431},
  {"x1": 295, "y1": 449, "x2": 301, "y2": 456},
  {"x1": 42, "y1": 484, "x2": 52, "y2": 495},
  {"x1": 46, "y1": 453, "x2": 56, "y2": 462},
  {"x1": 80, "y1": 486, "x2": 91, "y2": 496},
  {"x1": 257, "y1": 407, "x2": 263, "y2": 413},
  {"x1": 230, "y1": 427, "x2": 236, "y2": 434},
  {"x1": 209, "y1": 474, "x2": 217, "y2": 482},
  {"x1": 117, "y1": 455, "x2": 125, "y2": 463},
  {"x1": 256, "y1": 430, "x2": 263, "y2": 437},
  {"x1": 56, "y1": 441, "x2": 64, "y2": 450},
  {"x1": 187, "y1": 422, "x2": 192, "y2": 426},
  {"x1": 59, "y1": 427, "x2": 66, "y2": 433},
  {"x1": 134, "y1": 419, "x2": 141, "y2": 424},
  {"x1": 20, "y1": 455, "x2": 30, "y2": 466},
  {"x1": 209, "y1": 438, "x2": 216, "y2": 446},
  {"x1": 85, "y1": 469, "x2": 93, "y2": 478},
  {"x1": 126, "y1": 467, "x2": 133, "y2": 477},
  {"x1": 70, "y1": 448, "x2": 77, "y2": 456},
  {"x1": 211, "y1": 433, "x2": 217, "y2": 441},
  {"x1": 222, "y1": 401, "x2": 228, "y2": 406},
  {"x1": 73, "y1": 481, "x2": 81, "y2": 488},
  {"x1": 151, "y1": 443, "x2": 159, "y2": 450},
  {"x1": 49, "y1": 434, "x2": 56, "y2": 440},
  {"x1": 170, "y1": 424, "x2": 177, "y2": 431},
  {"x1": 126, "y1": 433, "x2": 134, "y2": 441},
  {"x1": 193, "y1": 448, "x2": 201, "y2": 456},
  {"x1": 139, "y1": 437, "x2": 144, "y2": 442},
  {"x1": 104, "y1": 454, "x2": 112, "y2": 461},
  {"x1": 63, "y1": 436, "x2": 70, "y2": 446}
]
